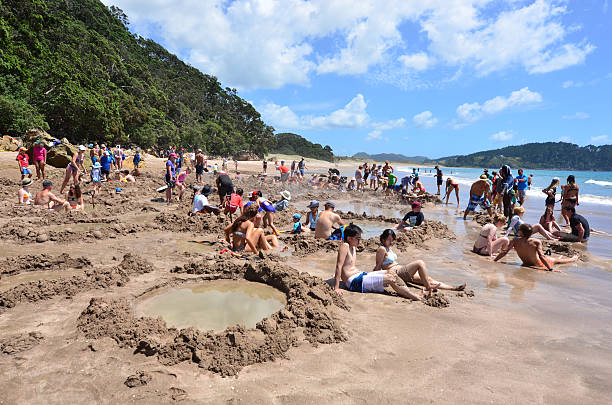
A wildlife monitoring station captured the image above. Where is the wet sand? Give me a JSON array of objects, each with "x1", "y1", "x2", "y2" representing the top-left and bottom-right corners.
[{"x1": 0, "y1": 152, "x2": 611, "y2": 404}]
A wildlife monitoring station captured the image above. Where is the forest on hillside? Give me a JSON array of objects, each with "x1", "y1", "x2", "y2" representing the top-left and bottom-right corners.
[
  {"x1": 0, "y1": 0, "x2": 274, "y2": 156},
  {"x1": 269, "y1": 133, "x2": 334, "y2": 162},
  {"x1": 429, "y1": 142, "x2": 612, "y2": 171}
]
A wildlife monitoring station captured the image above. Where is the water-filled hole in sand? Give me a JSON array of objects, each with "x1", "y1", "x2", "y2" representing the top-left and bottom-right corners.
[{"x1": 135, "y1": 280, "x2": 287, "y2": 332}]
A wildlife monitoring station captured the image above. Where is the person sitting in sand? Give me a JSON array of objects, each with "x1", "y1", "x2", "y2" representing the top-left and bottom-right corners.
[
  {"x1": 444, "y1": 177, "x2": 460, "y2": 205},
  {"x1": 473, "y1": 213, "x2": 509, "y2": 256},
  {"x1": 495, "y1": 223, "x2": 578, "y2": 272},
  {"x1": 66, "y1": 184, "x2": 84, "y2": 210},
  {"x1": 334, "y1": 225, "x2": 432, "y2": 301},
  {"x1": 290, "y1": 213, "x2": 303, "y2": 234},
  {"x1": 18, "y1": 178, "x2": 34, "y2": 204},
  {"x1": 411, "y1": 176, "x2": 425, "y2": 196},
  {"x1": 375, "y1": 229, "x2": 466, "y2": 293},
  {"x1": 273, "y1": 190, "x2": 291, "y2": 211},
  {"x1": 539, "y1": 206, "x2": 561, "y2": 234},
  {"x1": 120, "y1": 170, "x2": 135, "y2": 183},
  {"x1": 314, "y1": 201, "x2": 345, "y2": 239},
  {"x1": 505, "y1": 206, "x2": 557, "y2": 240},
  {"x1": 303, "y1": 200, "x2": 320, "y2": 232},
  {"x1": 192, "y1": 185, "x2": 220, "y2": 215},
  {"x1": 175, "y1": 167, "x2": 191, "y2": 201},
  {"x1": 60, "y1": 145, "x2": 88, "y2": 194},
  {"x1": 224, "y1": 204, "x2": 279, "y2": 254},
  {"x1": 34, "y1": 180, "x2": 70, "y2": 211},
  {"x1": 463, "y1": 177, "x2": 493, "y2": 220},
  {"x1": 554, "y1": 207, "x2": 590, "y2": 243},
  {"x1": 395, "y1": 201, "x2": 424, "y2": 231}
]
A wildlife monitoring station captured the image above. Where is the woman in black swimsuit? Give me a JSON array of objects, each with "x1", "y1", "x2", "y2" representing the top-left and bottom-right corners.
[
  {"x1": 542, "y1": 177, "x2": 560, "y2": 208},
  {"x1": 561, "y1": 175, "x2": 579, "y2": 225}
]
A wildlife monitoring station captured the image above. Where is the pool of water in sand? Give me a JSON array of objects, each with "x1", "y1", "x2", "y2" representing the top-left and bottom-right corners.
[{"x1": 135, "y1": 279, "x2": 287, "y2": 332}]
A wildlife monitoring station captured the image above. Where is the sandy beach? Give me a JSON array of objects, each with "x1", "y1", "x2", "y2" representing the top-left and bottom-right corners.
[{"x1": 1, "y1": 151, "x2": 611, "y2": 404}]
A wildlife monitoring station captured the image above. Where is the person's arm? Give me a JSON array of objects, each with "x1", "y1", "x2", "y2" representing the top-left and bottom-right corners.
[
  {"x1": 505, "y1": 216, "x2": 519, "y2": 236},
  {"x1": 536, "y1": 242, "x2": 556, "y2": 271},
  {"x1": 335, "y1": 214, "x2": 345, "y2": 226},
  {"x1": 80, "y1": 157, "x2": 87, "y2": 174},
  {"x1": 486, "y1": 228, "x2": 495, "y2": 257},
  {"x1": 224, "y1": 223, "x2": 232, "y2": 243},
  {"x1": 416, "y1": 212, "x2": 424, "y2": 226},
  {"x1": 334, "y1": 243, "x2": 348, "y2": 295},
  {"x1": 48, "y1": 192, "x2": 66, "y2": 205},
  {"x1": 373, "y1": 246, "x2": 386, "y2": 271},
  {"x1": 575, "y1": 223, "x2": 585, "y2": 242},
  {"x1": 167, "y1": 163, "x2": 172, "y2": 178},
  {"x1": 18, "y1": 190, "x2": 25, "y2": 203},
  {"x1": 552, "y1": 220, "x2": 561, "y2": 233},
  {"x1": 303, "y1": 213, "x2": 310, "y2": 227},
  {"x1": 494, "y1": 239, "x2": 514, "y2": 262}
]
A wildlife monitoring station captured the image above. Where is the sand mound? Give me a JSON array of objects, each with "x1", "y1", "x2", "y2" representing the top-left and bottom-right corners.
[
  {"x1": 472, "y1": 212, "x2": 493, "y2": 225},
  {"x1": 0, "y1": 253, "x2": 91, "y2": 278},
  {"x1": 124, "y1": 371, "x2": 152, "y2": 388},
  {"x1": 154, "y1": 212, "x2": 227, "y2": 233},
  {"x1": 0, "y1": 254, "x2": 154, "y2": 311},
  {"x1": 542, "y1": 240, "x2": 585, "y2": 259},
  {"x1": 0, "y1": 332, "x2": 44, "y2": 355},
  {"x1": 337, "y1": 210, "x2": 399, "y2": 224},
  {"x1": 424, "y1": 293, "x2": 450, "y2": 308},
  {"x1": 78, "y1": 257, "x2": 348, "y2": 376}
]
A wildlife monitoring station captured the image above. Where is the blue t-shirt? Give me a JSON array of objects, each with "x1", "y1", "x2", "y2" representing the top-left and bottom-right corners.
[
  {"x1": 515, "y1": 174, "x2": 528, "y2": 190},
  {"x1": 100, "y1": 156, "x2": 110, "y2": 171},
  {"x1": 292, "y1": 221, "x2": 302, "y2": 233},
  {"x1": 133, "y1": 153, "x2": 141, "y2": 166},
  {"x1": 166, "y1": 160, "x2": 176, "y2": 177}
]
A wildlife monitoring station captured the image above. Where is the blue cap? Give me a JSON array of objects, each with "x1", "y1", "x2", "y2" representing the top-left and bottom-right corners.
[
  {"x1": 293, "y1": 213, "x2": 301, "y2": 220},
  {"x1": 115, "y1": 188, "x2": 122, "y2": 192}
]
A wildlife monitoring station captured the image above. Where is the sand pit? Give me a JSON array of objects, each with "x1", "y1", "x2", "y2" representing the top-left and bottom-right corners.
[
  {"x1": 0, "y1": 332, "x2": 44, "y2": 355},
  {"x1": 0, "y1": 253, "x2": 91, "y2": 278},
  {"x1": 78, "y1": 257, "x2": 348, "y2": 376},
  {"x1": 0, "y1": 254, "x2": 153, "y2": 311}
]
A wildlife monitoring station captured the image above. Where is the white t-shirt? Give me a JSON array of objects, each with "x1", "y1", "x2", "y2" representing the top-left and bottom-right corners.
[{"x1": 193, "y1": 194, "x2": 209, "y2": 213}]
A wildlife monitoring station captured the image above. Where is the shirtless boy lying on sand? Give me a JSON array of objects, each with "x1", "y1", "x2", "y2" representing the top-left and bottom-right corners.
[
  {"x1": 334, "y1": 224, "x2": 435, "y2": 301},
  {"x1": 494, "y1": 223, "x2": 578, "y2": 272}
]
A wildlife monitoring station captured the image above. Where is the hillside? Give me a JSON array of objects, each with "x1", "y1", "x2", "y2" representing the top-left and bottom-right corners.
[
  {"x1": 429, "y1": 142, "x2": 612, "y2": 171},
  {"x1": 352, "y1": 152, "x2": 428, "y2": 163},
  {"x1": 0, "y1": 0, "x2": 273, "y2": 156},
  {"x1": 270, "y1": 133, "x2": 334, "y2": 162}
]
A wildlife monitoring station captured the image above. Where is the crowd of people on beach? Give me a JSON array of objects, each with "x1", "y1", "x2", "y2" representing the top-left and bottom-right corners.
[{"x1": 12, "y1": 139, "x2": 592, "y2": 301}]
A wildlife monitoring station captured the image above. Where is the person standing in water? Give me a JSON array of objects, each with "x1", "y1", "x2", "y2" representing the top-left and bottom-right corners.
[
  {"x1": 561, "y1": 175, "x2": 579, "y2": 225},
  {"x1": 434, "y1": 165, "x2": 443, "y2": 195},
  {"x1": 444, "y1": 177, "x2": 460, "y2": 205},
  {"x1": 515, "y1": 169, "x2": 528, "y2": 206}
]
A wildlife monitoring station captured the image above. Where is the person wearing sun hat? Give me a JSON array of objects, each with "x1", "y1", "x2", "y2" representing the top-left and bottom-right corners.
[
  {"x1": 16, "y1": 147, "x2": 33, "y2": 180},
  {"x1": 18, "y1": 177, "x2": 34, "y2": 204},
  {"x1": 273, "y1": 190, "x2": 291, "y2": 211},
  {"x1": 304, "y1": 200, "x2": 320, "y2": 232},
  {"x1": 90, "y1": 162, "x2": 103, "y2": 196},
  {"x1": 192, "y1": 185, "x2": 220, "y2": 215},
  {"x1": 290, "y1": 213, "x2": 303, "y2": 234}
]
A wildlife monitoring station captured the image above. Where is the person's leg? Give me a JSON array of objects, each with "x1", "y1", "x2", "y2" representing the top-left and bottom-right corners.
[
  {"x1": 503, "y1": 193, "x2": 512, "y2": 218},
  {"x1": 488, "y1": 236, "x2": 510, "y2": 255},
  {"x1": 60, "y1": 167, "x2": 72, "y2": 194},
  {"x1": 264, "y1": 234, "x2": 280, "y2": 248},
  {"x1": 532, "y1": 223, "x2": 557, "y2": 240},
  {"x1": 34, "y1": 161, "x2": 41, "y2": 179},
  {"x1": 383, "y1": 272, "x2": 422, "y2": 300},
  {"x1": 393, "y1": 260, "x2": 436, "y2": 291},
  {"x1": 463, "y1": 207, "x2": 471, "y2": 220},
  {"x1": 267, "y1": 212, "x2": 279, "y2": 235},
  {"x1": 550, "y1": 255, "x2": 579, "y2": 265},
  {"x1": 40, "y1": 161, "x2": 46, "y2": 180},
  {"x1": 454, "y1": 186, "x2": 460, "y2": 205},
  {"x1": 166, "y1": 186, "x2": 172, "y2": 204}
]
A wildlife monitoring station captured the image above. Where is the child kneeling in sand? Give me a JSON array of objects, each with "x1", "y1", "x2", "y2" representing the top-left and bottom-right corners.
[{"x1": 334, "y1": 224, "x2": 429, "y2": 301}]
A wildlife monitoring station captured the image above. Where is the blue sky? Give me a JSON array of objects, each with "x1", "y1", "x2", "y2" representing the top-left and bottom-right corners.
[{"x1": 101, "y1": 0, "x2": 611, "y2": 158}]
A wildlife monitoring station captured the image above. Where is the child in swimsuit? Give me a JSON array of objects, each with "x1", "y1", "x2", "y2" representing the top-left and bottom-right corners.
[{"x1": 304, "y1": 200, "x2": 320, "y2": 231}]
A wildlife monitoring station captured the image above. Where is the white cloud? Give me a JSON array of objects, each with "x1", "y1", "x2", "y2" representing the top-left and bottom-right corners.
[
  {"x1": 590, "y1": 135, "x2": 609, "y2": 145},
  {"x1": 562, "y1": 112, "x2": 589, "y2": 120},
  {"x1": 398, "y1": 52, "x2": 430, "y2": 71},
  {"x1": 366, "y1": 130, "x2": 383, "y2": 141},
  {"x1": 101, "y1": 0, "x2": 594, "y2": 90},
  {"x1": 454, "y1": 87, "x2": 542, "y2": 128},
  {"x1": 557, "y1": 136, "x2": 571, "y2": 142},
  {"x1": 412, "y1": 111, "x2": 438, "y2": 128},
  {"x1": 562, "y1": 80, "x2": 583, "y2": 88},
  {"x1": 260, "y1": 94, "x2": 369, "y2": 130},
  {"x1": 490, "y1": 131, "x2": 514, "y2": 141},
  {"x1": 372, "y1": 118, "x2": 406, "y2": 131}
]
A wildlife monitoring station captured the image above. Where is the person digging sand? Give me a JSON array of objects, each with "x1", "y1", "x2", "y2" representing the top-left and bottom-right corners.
[{"x1": 494, "y1": 223, "x2": 579, "y2": 272}]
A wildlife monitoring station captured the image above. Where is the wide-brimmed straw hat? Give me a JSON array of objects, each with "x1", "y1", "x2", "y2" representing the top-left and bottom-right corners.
[
  {"x1": 307, "y1": 200, "x2": 319, "y2": 208},
  {"x1": 280, "y1": 190, "x2": 291, "y2": 200}
]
